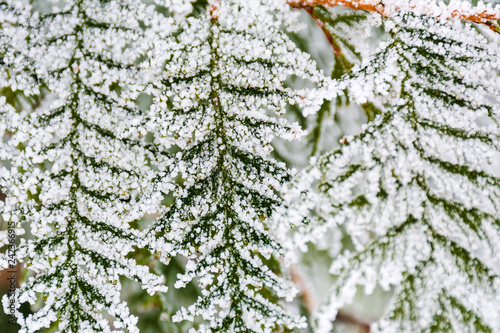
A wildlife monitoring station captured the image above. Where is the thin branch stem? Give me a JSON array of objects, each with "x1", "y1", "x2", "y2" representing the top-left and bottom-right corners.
[
  {"x1": 288, "y1": 0, "x2": 500, "y2": 32},
  {"x1": 290, "y1": 266, "x2": 372, "y2": 332},
  {"x1": 336, "y1": 311, "x2": 371, "y2": 333},
  {"x1": 305, "y1": 7, "x2": 342, "y2": 58},
  {"x1": 290, "y1": 265, "x2": 317, "y2": 312}
]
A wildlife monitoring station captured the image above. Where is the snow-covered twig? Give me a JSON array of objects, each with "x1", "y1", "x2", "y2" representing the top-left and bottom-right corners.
[{"x1": 288, "y1": 0, "x2": 500, "y2": 32}]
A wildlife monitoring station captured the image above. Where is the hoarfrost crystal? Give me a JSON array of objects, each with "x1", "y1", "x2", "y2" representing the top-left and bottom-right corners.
[
  {"x1": 0, "y1": 1, "x2": 175, "y2": 331},
  {"x1": 145, "y1": 0, "x2": 328, "y2": 331},
  {"x1": 299, "y1": 12, "x2": 500, "y2": 333}
]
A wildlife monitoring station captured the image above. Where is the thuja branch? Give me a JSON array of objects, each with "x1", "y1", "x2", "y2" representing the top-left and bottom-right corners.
[
  {"x1": 288, "y1": 0, "x2": 500, "y2": 32},
  {"x1": 145, "y1": 0, "x2": 327, "y2": 331}
]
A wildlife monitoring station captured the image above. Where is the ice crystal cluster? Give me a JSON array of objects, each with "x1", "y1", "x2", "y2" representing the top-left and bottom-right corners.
[
  {"x1": 0, "y1": 0, "x2": 174, "y2": 331},
  {"x1": 303, "y1": 12, "x2": 500, "y2": 333},
  {"x1": 1, "y1": 0, "x2": 500, "y2": 333},
  {"x1": 144, "y1": 0, "x2": 327, "y2": 331}
]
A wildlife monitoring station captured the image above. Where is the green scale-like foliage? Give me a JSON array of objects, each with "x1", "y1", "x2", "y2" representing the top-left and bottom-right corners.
[
  {"x1": 0, "y1": 1, "x2": 174, "y2": 331},
  {"x1": 299, "y1": 13, "x2": 500, "y2": 333},
  {"x1": 144, "y1": 0, "x2": 328, "y2": 331}
]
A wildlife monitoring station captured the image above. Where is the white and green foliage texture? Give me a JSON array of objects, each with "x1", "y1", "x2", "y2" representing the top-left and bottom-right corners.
[
  {"x1": 296, "y1": 10, "x2": 500, "y2": 333},
  {"x1": 144, "y1": 0, "x2": 327, "y2": 331},
  {"x1": 0, "y1": 0, "x2": 177, "y2": 331},
  {"x1": 1, "y1": 0, "x2": 500, "y2": 333}
]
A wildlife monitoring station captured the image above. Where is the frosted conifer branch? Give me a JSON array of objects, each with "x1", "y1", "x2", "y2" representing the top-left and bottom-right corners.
[
  {"x1": 144, "y1": 0, "x2": 332, "y2": 331},
  {"x1": 297, "y1": 12, "x2": 500, "y2": 333},
  {"x1": 0, "y1": 0, "x2": 178, "y2": 331}
]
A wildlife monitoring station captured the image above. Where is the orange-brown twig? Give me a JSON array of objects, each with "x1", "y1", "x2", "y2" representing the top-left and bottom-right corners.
[
  {"x1": 304, "y1": 7, "x2": 340, "y2": 55},
  {"x1": 336, "y1": 311, "x2": 371, "y2": 333},
  {"x1": 290, "y1": 266, "x2": 372, "y2": 332},
  {"x1": 288, "y1": 0, "x2": 500, "y2": 32},
  {"x1": 304, "y1": 6, "x2": 354, "y2": 74}
]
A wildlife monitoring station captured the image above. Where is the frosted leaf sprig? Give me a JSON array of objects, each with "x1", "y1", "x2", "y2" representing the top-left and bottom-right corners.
[
  {"x1": 0, "y1": 1, "x2": 176, "y2": 332},
  {"x1": 307, "y1": 13, "x2": 500, "y2": 333},
  {"x1": 144, "y1": 0, "x2": 330, "y2": 331}
]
